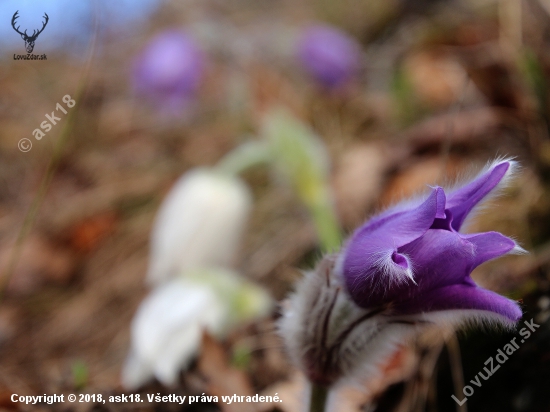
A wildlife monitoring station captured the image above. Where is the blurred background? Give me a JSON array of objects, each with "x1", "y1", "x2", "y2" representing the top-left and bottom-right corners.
[{"x1": 0, "y1": 0, "x2": 549, "y2": 411}]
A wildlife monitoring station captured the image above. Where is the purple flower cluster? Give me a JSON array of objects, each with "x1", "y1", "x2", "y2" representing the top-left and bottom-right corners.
[
  {"x1": 340, "y1": 159, "x2": 523, "y2": 324},
  {"x1": 297, "y1": 24, "x2": 361, "y2": 89},
  {"x1": 132, "y1": 30, "x2": 204, "y2": 111},
  {"x1": 132, "y1": 23, "x2": 363, "y2": 111}
]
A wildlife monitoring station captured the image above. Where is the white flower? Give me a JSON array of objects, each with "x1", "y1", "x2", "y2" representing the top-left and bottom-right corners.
[
  {"x1": 123, "y1": 167, "x2": 272, "y2": 389},
  {"x1": 122, "y1": 269, "x2": 272, "y2": 389},
  {"x1": 147, "y1": 168, "x2": 252, "y2": 286}
]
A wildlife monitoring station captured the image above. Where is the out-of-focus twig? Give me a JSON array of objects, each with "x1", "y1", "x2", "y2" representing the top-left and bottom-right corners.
[
  {"x1": 499, "y1": 0, "x2": 523, "y2": 53},
  {"x1": 439, "y1": 74, "x2": 471, "y2": 181}
]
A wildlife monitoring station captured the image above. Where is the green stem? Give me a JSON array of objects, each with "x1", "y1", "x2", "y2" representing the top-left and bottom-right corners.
[
  {"x1": 216, "y1": 141, "x2": 271, "y2": 176},
  {"x1": 309, "y1": 384, "x2": 329, "y2": 412},
  {"x1": 308, "y1": 195, "x2": 342, "y2": 253}
]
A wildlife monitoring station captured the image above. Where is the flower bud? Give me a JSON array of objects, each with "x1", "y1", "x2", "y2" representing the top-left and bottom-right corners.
[{"x1": 147, "y1": 169, "x2": 252, "y2": 286}]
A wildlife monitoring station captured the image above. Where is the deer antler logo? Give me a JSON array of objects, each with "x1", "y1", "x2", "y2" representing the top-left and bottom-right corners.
[{"x1": 11, "y1": 11, "x2": 49, "y2": 54}]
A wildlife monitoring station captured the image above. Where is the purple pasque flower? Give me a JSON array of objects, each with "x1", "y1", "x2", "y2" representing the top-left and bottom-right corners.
[
  {"x1": 297, "y1": 24, "x2": 361, "y2": 89},
  {"x1": 132, "y1": 30, "x2": 204, "y2": 111},
  {"x1": 340, "y1": 159, "x2": 524, "y2": 324}
]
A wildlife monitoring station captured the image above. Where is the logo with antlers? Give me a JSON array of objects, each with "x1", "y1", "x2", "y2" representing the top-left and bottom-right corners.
[{"x1": 11, "y1": 11, "x2": 49, "y2": 54}]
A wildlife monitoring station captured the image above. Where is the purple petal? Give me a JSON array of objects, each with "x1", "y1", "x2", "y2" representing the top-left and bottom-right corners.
[
  {"x1": 394, "y1": 284, "x2": 522, "y2": 323},
  {"x1": 359, "y1": 187, "x2": 445, "y2": 241},
  {"x1": 400, "y1": 230, "x2": 517, "y2": 291},
  {"x1": 133, "y1": 30, "x2": 204, "y2": 108},
  {"x1": 342, "y1": 188, "x2": 445, "y2": 307},
  {"x1": 446, "y1": 161, "x2": 511, "y2": 231},
  {"x1": 298, "y1": 25, "x2": 361, "y2": 88},
  {"x1": 345, "y1": 227, "x2": 518, "y2": 308},
  {"x1": 462, "y1": 231, "x2": 517, "y2": 267},
  {"x1": 398, "y1": 229, "x2": 476, "y2": 292}
]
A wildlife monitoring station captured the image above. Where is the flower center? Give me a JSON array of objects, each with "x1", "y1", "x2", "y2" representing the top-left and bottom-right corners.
[
  {"x1": 391, "y1": 251, "x2": 409, "y2": 269},
  {"x1": 430, "y1": 209, "x2": 453, "y2": 231}
]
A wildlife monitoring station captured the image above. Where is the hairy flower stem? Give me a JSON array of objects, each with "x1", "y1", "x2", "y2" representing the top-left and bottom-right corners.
[
  {"x1": 216, "y1": 141, "x2": 271, "y2": 176},
  {"x1": 309, "y1": 384, "x2": 329, "y2": 412}
]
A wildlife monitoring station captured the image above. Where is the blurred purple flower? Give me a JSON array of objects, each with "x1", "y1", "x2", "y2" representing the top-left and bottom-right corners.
[
  {"x1": 132, "y1": 30, "x2": 204, "y2": 111},
  {"x1": 297, "y1": 24, "x2": 361, "y2": 89},
  {"x1": 340, "y1": 159, "x2": 524, "y2": 324}
]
